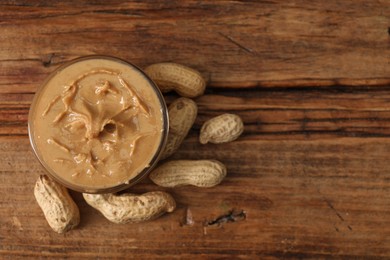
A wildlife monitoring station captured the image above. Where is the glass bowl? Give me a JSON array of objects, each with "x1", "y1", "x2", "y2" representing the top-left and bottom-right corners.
[{"x1": 28, "y1": 55, "x2": 168, "y2": 194}]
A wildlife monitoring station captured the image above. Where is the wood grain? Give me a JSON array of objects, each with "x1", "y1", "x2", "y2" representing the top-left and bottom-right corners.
[
  {"x1": 4, "y1": 88, "x2": 390, "y2": 139},
  {"x1": 1, "y1": 0, "x2": 390, "y2": 259},
  {"x1": 0, "y1": 137, "x2": 389, "y2": 259},
  {"x1": 0, "y1": 0, "x2": 389, "y2": 93}
]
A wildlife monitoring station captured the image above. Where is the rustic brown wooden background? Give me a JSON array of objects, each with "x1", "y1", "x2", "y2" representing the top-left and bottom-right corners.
[{"x1": 1, "y1": 1, "x2": 389, "y2": 259}]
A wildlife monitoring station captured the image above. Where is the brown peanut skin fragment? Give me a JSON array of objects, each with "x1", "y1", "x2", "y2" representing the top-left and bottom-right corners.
[
  {"x1": 149, "y1": 160, "x2": 227, "y2": 188},
  {"x1": 83, "y1": 191, "x2": 176, "y2": 224},
  {"x1": 160, "y1": 97, "x2": 198, "y2": 160},
  {"x1": 144, "y1": 62, "x2": 206, "y2": 98},
  {"x1": 200, "y1": 113, "x2": 244, "y2": 144},
  {"x1": 34, "y1": 175, "x2": 80, "y2": 233}
]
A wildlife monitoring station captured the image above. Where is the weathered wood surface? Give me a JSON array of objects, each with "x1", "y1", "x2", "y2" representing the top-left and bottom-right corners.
[
  {"x1": 1, "y1": 136, "x2": 389, "y2": 259},
  {"x1": 0, "y1": 1, "x2": 390, "y2": 259},
  {"x1": 0, "y1": 0, "x2": 389, "y2": 93}
]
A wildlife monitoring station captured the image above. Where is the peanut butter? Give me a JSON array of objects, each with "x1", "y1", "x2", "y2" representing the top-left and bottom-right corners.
[{"x1": 29, "y1": 57, "x2": 166, "y2": 191}]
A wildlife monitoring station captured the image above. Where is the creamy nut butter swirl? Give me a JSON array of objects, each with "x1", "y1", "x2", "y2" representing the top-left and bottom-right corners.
[{"x1": 29, "y1": 57, "x2": 166, "y2": 191}]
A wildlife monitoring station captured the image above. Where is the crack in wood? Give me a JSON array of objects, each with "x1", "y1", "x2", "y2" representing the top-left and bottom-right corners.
[
  {"x1": 93, "y1": 10, "x2": 145, "y2": 17},
  {"x1": 218, "y1": 32, "x2": 256, "y2": 55},
  {"x1": 42, "y1": 53, "x2": 54, "y2": 67},
  {"x1": 206, "y1": 209, "x2": 246, "y2": 227},
  {"x1": 324, "y1": 198, "x2": 344, "y2": 221}
]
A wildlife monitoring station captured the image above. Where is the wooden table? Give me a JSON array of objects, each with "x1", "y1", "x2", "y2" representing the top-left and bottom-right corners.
[{"x1": 1, "y1": 1, "x2": 389, "y2": 259}]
